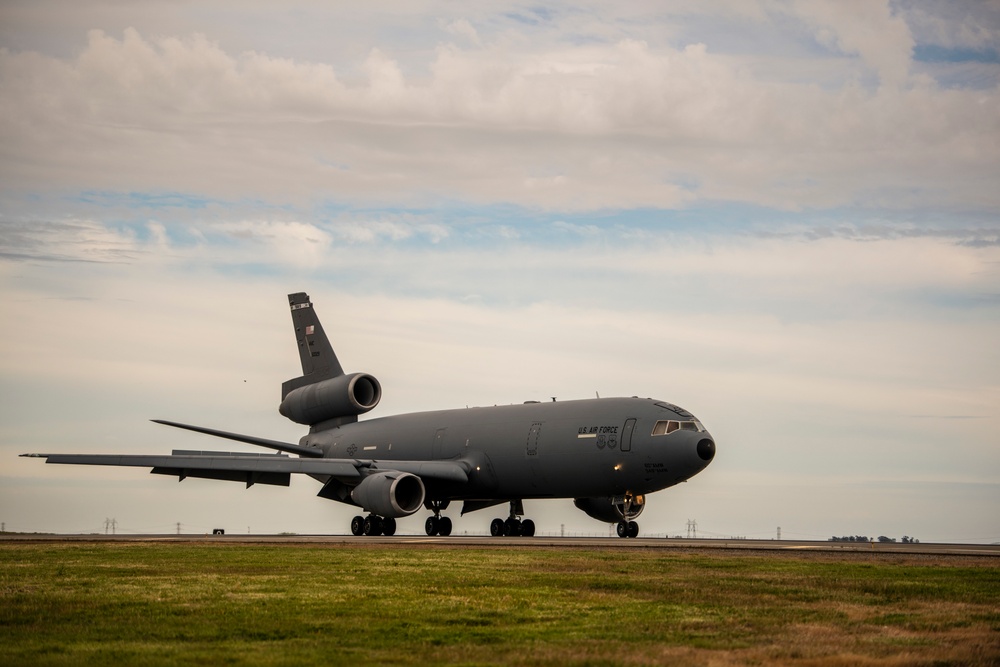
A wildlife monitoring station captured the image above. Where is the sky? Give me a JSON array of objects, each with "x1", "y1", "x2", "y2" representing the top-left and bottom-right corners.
[{"x1": 1, "y1": 0, "x2": 998, "y2": 542}]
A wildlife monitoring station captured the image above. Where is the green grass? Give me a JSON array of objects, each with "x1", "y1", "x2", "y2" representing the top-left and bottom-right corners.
[{"x1": 1, "y1": 543, "x2": 998, "y2": 665}]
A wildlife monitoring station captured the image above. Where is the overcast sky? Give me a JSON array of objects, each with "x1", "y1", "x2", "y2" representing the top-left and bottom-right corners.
[{"x1": 1, "y1": 1, "x2": 998, "y2": 542}]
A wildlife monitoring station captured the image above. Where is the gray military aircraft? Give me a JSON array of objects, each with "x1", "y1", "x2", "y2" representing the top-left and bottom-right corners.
[{"x1": 24, "y1": 292, "x2": 716, "y2": 537}]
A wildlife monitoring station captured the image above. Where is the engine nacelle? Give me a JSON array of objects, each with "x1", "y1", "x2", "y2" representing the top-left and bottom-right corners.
[
  {"x1": 574, "y1": 495, "x2": 645, "y2": 523},
  {"x1": 350, "y1": 471, "x2": 426, "y2": 518},
  {"x1": 279, "y1": 373, "x2": 381, "y2": 425}
]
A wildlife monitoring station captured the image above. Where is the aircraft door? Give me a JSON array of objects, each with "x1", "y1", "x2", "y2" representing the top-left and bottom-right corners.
[
  {"x1": 621, "y1": 419, "x2": 636, "y2": 452},
  {"x1": 432, "y1": 428, "x2": 447, "y2": 459},
  {"x1": 526, "y1": 422, "x2": 542, "y2": 457},
  {"x1": 525, "y1": 421, "x2": 545, "y2": 489}
]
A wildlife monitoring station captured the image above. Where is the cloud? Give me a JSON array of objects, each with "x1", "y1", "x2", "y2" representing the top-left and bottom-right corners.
[
  {"x1": 441, "y1": 18, "x2": 481, "y2": 46},
  {"x1": 212, "y1": 220, "x2": 331, "y2": 267},
  {"x1": 0, "y1": 219, "x2": 145, "y2": 263},
  {"x1": 906, "y1": 1, "x2": 1000, "y2": 51},
  {"x1": 1, "y1": 21, "x2": 997, "y2": 213},
  {"x1": 790, "y1": 0, "x2": 915, "y2": 87}
]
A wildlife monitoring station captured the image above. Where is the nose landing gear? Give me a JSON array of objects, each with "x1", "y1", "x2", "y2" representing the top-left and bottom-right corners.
[
  {"x1": 490, "y1": 500, "x2": 535, "y2": 537},
  {"x1": 616, "y1": 520, "x2": 639, "y2": 538},
  {"x1": 615, "y1": 493, "x2": 642, "y2": 538}
]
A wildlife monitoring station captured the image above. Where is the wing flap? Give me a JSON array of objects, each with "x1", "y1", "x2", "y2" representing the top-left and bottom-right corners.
[{"x1": 150, "y1": 466, "x2": 292, "y2": 487}]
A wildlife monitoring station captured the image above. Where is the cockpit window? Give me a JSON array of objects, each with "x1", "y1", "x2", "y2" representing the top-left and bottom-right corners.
[
  {"x1": 651, "y1": 419, "x2": 704, "y2": 435},
  {"x1": 651, "y1": 420, "x2": 677, "y2": 435}
]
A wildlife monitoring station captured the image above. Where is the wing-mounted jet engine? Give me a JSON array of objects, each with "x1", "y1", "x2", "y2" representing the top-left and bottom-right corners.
[{"x1": 278, "y1": 292, "x2": 382, "y2": 430}]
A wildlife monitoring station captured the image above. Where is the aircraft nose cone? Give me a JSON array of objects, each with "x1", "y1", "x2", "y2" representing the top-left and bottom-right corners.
[{"x1": 697, "y1": 438, "x2": 716, "y2": 462}]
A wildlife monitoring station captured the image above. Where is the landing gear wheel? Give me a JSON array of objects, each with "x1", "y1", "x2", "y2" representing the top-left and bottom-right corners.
[
  {"x1": 617, "y1": 521, "x2": 628, "y2": 538},
  {"x1": 363, "y1": 515, "x2": 382, "y2": 536},
  {"x1": 492, "y1": 500, "x2": 533, "y2": 537},
  {"x1": 382, "y1": 517, "x2": 397, "y2": 536},
  {"x1": 425, "y1": 500, "x2": 452, "y2": 537},
  {"x1": 351, "y1": 515, "x2": 365, "y2": 536},
  {"x1": 627, "y1": 521, "x2": 639, "y2": 538}
]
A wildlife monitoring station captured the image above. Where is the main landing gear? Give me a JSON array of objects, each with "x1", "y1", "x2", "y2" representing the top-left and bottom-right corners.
[
  {"x1": 350, "y1": 514, "x2": 396, "y2": 536},
  {"x1": 489, "y1": 500, "x2": 535, "y2": 537},
  {"x1": 425, "y1": 500, "x2": 452, "y2": 536}
]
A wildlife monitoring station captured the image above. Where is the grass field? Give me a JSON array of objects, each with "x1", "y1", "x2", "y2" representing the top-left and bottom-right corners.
[{"x1": 1, "y1": 542, "x2": 998, "y2": 665}]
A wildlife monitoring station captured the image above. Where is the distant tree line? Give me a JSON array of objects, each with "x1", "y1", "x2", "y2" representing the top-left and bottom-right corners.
[{"x1": 828, "y1": 535, "x2": 919, "y2": 543}]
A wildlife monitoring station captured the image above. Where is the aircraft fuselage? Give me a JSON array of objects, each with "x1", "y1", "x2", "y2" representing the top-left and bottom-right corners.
[{"x1": 305, "y1": 397, "x2": 715, "y2": 501}]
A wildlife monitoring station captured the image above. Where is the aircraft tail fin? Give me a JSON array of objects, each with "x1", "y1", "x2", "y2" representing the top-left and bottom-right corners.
[
  {"x1": 283, "y1": 292, "x2": 344, "y2": 398},
  {"x1": 279, "y1": 292, "x2": 381, "y2": 430}
]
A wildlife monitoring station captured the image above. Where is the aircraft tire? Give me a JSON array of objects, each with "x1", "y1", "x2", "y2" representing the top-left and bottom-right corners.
[
  {"x1": 616, "y1": 521, "x2": 628, "y2": 538},
  {"x1": 382, "y1": 517, "x2": 397, "y2": 536},
  {"x1": 425, "y1": 516, "x2": 439, "y2": 536},
  {"x1": 504, "y1": 518, "x2": 521, "y2": 536},
  {"x1": 363, "y1": 515, "x2": 382, "y2": 536},
  {"x1": 490, "y1": 518, "x2": 504, "y2": 537},
  {"x1": 521, "y1": 519, "x2": 535, "y2": 537},
  {"x1": 439, "y1": 517, "x2": 453, "y2": 536},
  {"x1": 351, "y1": 515, "x2": 365, "y2": 536},
  {"x1": 627, "y1": 521, "x2": 639, "y2": 538}
]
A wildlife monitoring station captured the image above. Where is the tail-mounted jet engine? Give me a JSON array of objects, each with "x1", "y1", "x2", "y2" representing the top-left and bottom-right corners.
[
  {"x1": 278, "y1": 372, "x2": 382, "y2": 426},
  {"x1": 574, "y1": 494, "x2": 645, "y2": 523},
  {"x1": 350, "y1": 471, "x2": 426, "y2": 518}
]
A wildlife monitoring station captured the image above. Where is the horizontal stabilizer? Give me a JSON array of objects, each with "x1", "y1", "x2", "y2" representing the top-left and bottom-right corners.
[{"x1": 151, "y1": 420, "x2": 323, "y2": 457}]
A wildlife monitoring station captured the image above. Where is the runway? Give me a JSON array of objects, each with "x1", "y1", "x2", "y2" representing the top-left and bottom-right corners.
[{"x1": 3, "y1": 533, "x2": 997, "y2": 558}]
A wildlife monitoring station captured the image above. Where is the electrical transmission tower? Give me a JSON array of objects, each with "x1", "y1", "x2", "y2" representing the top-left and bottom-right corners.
[
  {"x1": 104, "y1": 518, "x2": 117, "y2": 535},
  {"x1": 686, "y1": 519, "x2": 697, "y2": 539}
]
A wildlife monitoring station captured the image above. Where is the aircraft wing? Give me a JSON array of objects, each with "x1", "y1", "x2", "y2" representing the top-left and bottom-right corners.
[{"x1": 20, "y1": 451, "x2": 469, "y2": 487}]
